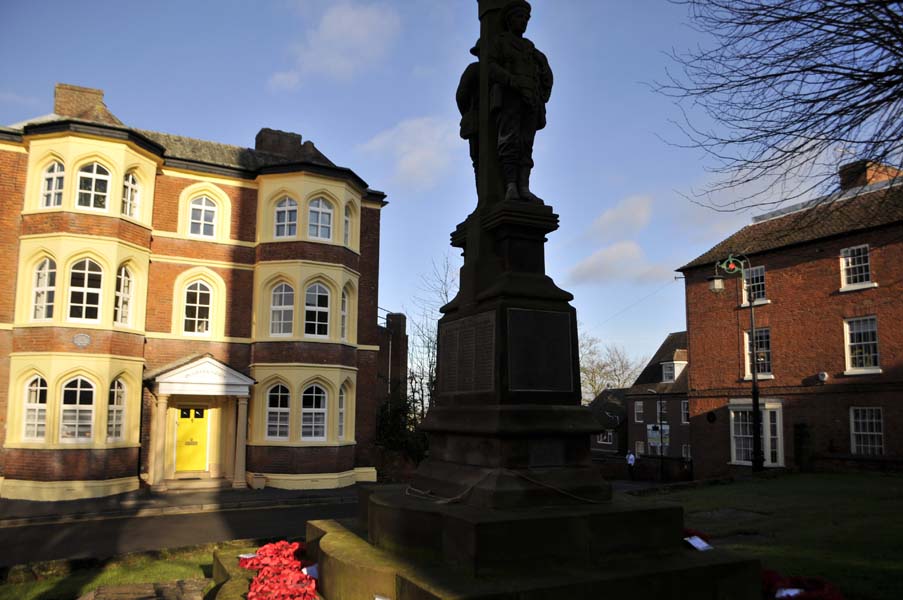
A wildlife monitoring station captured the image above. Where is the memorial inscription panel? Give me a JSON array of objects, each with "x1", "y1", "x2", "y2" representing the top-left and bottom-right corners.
[
  {"x1": 507, "y1": 309, "x2": 573, "y2": 392},
  {"x1": 438, "y1": 311, "x2": 496, "y2": 394}
]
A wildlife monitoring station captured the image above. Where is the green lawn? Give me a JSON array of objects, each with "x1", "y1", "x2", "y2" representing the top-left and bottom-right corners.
[
  {"x1": 0, "y1": 542, "x2": 251, "y2": 600},
  {"x1": 655, "y1": 472, "x2": 903, "y2": 600}
]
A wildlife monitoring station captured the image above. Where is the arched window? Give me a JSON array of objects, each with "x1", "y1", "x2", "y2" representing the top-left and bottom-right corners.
[
  {"x1": 338, "y1": 386, "x2": 346, "y2": 440},
  {"x1": 42, "y1": 161, "x2": 64, "y2": 208},
  {"x1": 184, "y1": 281, "x2": 212, "y2": 334},
  {"x1": 107, "y1": 379, "x2": 126, "y2": 441},
  {"x1": 301, "y1": 384, "x2": 327, "y2": 440},
  {"x1": 61, "y1": 377, "x2": 94, "y2": 441},
  {"x1": 308, "y1": 198, "x2": 332, "y2": 240},
  {"x1": 274, "y1": 197, "x2": 298, "y2": 238},
  {"x1": 340, "y1": 290, "x2": 348, "y2": 340},
  {"x1": 32, "y1": 258, "x2": 56, "y2": 320},
  {"x1": 343, "y1": 205, "x2": 351, "y2": 246},
  {"x1": 114, "y1": 265, "x2": 133, "y2": 326},
  {"x1": 270, "y1": 283, "x2": 294, "y2": 336},
  {"x1": 122, "y1": 172, "x2": 140, "y2": 217},
  {"x1": 266, "y1": 384, "x2": 290, "y2": 440},
  {"x1": 189, "y1": 197, "x2": 217, "y2": 237},
  {"x1": 24, "y1": 376, "x2": 48, "y2": 440},
  {"x1": 68, "y1": 258, "x2": 102, "y2": 321},
  {"x1": 304, "y1": 283, "x2": 329, "y2": 337},
  {"x1": 77, "y1": 163, "x2": 110, "y2": 210}
]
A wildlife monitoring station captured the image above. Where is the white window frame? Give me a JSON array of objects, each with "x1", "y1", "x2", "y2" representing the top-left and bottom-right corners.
[
  {"x1": 343, "y1": 205, "x2": 351, "y2": 246},
  {"x1": 682, "y1": 444, "x2": 692, "y2": 459},
  {"x1": 850, "y1": 407, "x2": 883, "y2": 456},
  {"x1": 114, "y1": 265, "x2": 133, "y2": 326},
  {"x1": 61, "y1": 377, "x2": 95, "y2": 442},
  {"x1": 189, "y1": 196, "x2": 217, "y2": 238},
  {"x1": 76, "y1": 163, "x2": 110, "y2": 211},
  {"x1": 32, "y1": 258, "x2": 56, "y2": 321},
  {"x1": 681, "y1": 400, "x2": 689, "y2": 424},
  {"x1": 24, "y1": 376, "x2": 48, "y2": 441},
  {"x1": 338, "y1": 387, "x2": 346, "y2": 440},
  {"x1": 729, "y1": 399, "x2": 784, "y2": 467},
  {"x1": 742, "y1": 265, "x2": 768, "y2": 305},
  {"x1": 270, "y1": 283, "x2": 294, "y2": 337},
  {"x1": 301, "y1": 384, "x2": 327, "y2": 441},
  {"x1": 42, "y1": 161, "x2": 64, "y2": 208},
  {"x1": 308, "y1": 198, "x2": 332, "y2": 240},
  {"x1": 657, "y1": 399, "x2": 667, "y2": 422},
  {"x1": 340, "y1": 290, "x2": 348, "y2": 341},
  {"x1": 122, "y1": 172, "x2": 140, "y2": 218},
  {"x1": 68, "y1": 258, "x2": 103, "y2": 323},
  {"x1": 634, "y1": 400, "x2": 643, "y2": 423},
  {"x1": 597, "y1": 430, "x2": 613, "y2": 445},
  {"x1": 635, "y1": 441, "x2": 645, "y2": 455},
  {"x1": 107, "y1": 379, "x2": 126, "y2": 441},
  {"x1": 840, "y1": 245, "x2": 877, "y2": 292},
  {"x1": 744, "y1": 328, "x2": 773, "y2": 380},
  {"x1": 274, "y1": 197, "x2": 298, "y2": 238},
  {"x1": 844, "y1": 316, "x2": 880, "y2": 375},
  {"x1": 304, "y1": 283, "x2": 330, "y2": 338},
  {"x1": 662, "y1": 363, "x2": 675, "y2": 382},
  {"x1": 183, "y1": 280, "x2": 212, "y2": 336},
  {"x1": 266, "y1": 384, "x2": 291, "y2": 440}
]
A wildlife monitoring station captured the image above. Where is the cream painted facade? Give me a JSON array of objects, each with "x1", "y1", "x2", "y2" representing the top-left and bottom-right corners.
[{"x1": 1, "y1": 84, "x2": 393, "y2": 501}]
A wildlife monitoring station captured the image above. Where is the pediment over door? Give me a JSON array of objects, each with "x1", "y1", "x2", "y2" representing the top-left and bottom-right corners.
[{"x1": 148, "y1": 355, "x2": 255, "y2": 396}]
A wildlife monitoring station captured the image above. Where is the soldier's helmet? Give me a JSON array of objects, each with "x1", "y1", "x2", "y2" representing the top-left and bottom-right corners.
[{"x1": 501, "y1": 0, "x2": 531, "y2": 27}]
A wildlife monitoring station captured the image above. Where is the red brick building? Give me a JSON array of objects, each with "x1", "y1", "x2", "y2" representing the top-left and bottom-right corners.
[
  {"x1": 0, "y1": 83, "x2": 399, "y2": 500},
  {"x1": 680, "y1": 162, "x2": 903, "y2": 479}
]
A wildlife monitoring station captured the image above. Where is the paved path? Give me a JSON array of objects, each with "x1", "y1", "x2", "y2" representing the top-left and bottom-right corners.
[{"x1": 0, "y1": 500, "x2": 356, "y2": 567}]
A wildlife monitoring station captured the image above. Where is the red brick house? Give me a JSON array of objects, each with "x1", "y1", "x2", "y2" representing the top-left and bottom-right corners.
[
  {"x1": 679, "y1": 162, "x2": 903, "y2": 479},
  {"x1": 625, "y1": 332, "x2": 693, "y2": 480},
  {"x1": 0, "y1": 83, "x2": 398, "y2": 500}
]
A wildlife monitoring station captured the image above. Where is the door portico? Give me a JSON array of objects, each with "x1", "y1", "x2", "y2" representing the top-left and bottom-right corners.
[{"x1": 145, "y1": 355, "x2": 255, "y2": 490}]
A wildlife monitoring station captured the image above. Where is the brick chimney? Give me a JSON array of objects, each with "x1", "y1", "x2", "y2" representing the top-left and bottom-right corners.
[
  {"x1": 255, "y1": 128, "x2": 304, "y2": 160},
  {"x1": 53, "y1": 83, "x2": 123, "y2": 126},
  {"x1": 839, "y1": 160, "x2": 903, "y2": 191}
]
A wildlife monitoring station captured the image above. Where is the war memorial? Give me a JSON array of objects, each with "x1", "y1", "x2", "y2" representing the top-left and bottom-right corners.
[{"x1": 305, "y1": 2, "x2": 761, "y2": 598}]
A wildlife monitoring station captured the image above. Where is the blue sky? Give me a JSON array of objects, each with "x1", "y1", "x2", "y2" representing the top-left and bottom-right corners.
[{"x1": 0, "y1": 0, "x2": 765, "y2": 359}]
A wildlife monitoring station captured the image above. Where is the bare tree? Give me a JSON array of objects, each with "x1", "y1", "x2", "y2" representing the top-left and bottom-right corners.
[
  {"x1": 406, "y1": 254, "x2": 459, "y2": 423},
  {"x1": 579, "y1": 330, "x2": 647, "y2": 403},
  {"x1": 660, "y1": 0, "x2": 903, "y2": 209}
]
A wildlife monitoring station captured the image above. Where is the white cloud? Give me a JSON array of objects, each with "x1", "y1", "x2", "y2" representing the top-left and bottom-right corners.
[
  {"x1": 360, "y1": 116, "x2": 458, "y2": 190},
  {"x1": 587, "y1": 194, "x2": 652, "y2": 239},
  {"x1": 272, "y1": 2, "x2": 401, "y2": 87},
  {"x1": 568, "y1": 241, "x2": 672, "y2": 284}
]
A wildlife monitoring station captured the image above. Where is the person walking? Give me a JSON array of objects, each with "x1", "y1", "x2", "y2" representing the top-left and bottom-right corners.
[{"x1": 626, "y1": 450, "x2": 636, "y2": 480}]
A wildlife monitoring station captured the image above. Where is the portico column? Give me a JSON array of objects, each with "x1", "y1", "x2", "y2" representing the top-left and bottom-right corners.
[
  {"x1": 233, "y1": 395, "x2": 249, "y2": 488},
  {"x1": 151, "y1": 394, "x2": 169, "y2": 491}
]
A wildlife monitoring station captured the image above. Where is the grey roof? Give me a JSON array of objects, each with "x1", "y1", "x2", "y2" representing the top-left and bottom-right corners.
[
  {"x1": 681, "y1": 180, "x2": 903, "y2": 271},
  {"x1": 627, "y1": 331, "x2": 688, "y2": 396}
]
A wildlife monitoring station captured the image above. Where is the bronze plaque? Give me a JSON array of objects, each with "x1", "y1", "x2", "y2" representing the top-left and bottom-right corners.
[
  {"x1": 507, "y1": 309, "x2": 573, "y2": 392},
  {"x1": 438, "y1": 311, "x2": 496, "y2": 394}
]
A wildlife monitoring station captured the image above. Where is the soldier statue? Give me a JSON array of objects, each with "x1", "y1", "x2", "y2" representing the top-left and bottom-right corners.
[
  {"x1": 456, "y1": 40, "x2": 481, "y2": 189},
  {"x1": 489, "y1": 0, "x2": 553, "y2": 203}
]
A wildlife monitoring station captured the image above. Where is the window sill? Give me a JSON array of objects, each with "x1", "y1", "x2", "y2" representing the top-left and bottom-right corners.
[
  {"x1": 728, "y1": 461, "x2": 784, "y2": 468},
  {"x1": 743, "y1": 373, "x2": 774, "y2": 381},
  {"x1": 839, "y1": 282, "x2": 878, "y2": 293},
  {"x1": 844, "y1": 367, "x2": 882, "y2": 376},
  {"x1": 739, "y1": 299, "x2": 771, "y2": 308}
]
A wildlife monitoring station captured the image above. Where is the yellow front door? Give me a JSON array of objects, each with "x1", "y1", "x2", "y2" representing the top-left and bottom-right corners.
[{"x1": 176, "y1": 408, "x2": 208, "y2": 472}]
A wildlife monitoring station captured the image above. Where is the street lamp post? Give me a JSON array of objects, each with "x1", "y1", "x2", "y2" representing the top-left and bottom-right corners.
[
  {"x1": 646, "y1": 388, "x2": 666, "y2": 482},
  {"x1": 708, "y1": 254, "x2": 765, "y2": 473}
]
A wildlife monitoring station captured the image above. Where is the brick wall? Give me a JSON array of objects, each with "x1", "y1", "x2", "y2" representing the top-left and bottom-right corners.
[
  {"x1": 625, "y1": 395, "x2": 691, "y2": 459},
  {"x1": 353, "y1": 350, "x2": 381, "y2": 468},
  {"x1": 246, "y1": 444, "x2": 355, "y2": 474},
  {"x1": 0, "y1": 331, "x2": 11, "y2": 474},
  {"x1": 13, "y1": 327, "x2": 145, "y2": 357},
  {"x1": 144, "y1": 339, "x2": 252, "y2": 374},
  {"x1": 22, "y1": 212, "x2": 152, "y2": 248},
  {"x1": 685, "y1": 224, "x2": 903, "y2": 478},
  {"x1": 0, "y1": 150, "x2": 27, "y2": 323},
  {"x1": 256, "y1": 241, "x2": 360, "y2": 269},
  {"x1": 357, "y1": 207, "x2": 381, "y2": 346},
  {"x1": 251, "y1": 342, "x2": 357, "y2": 366},
  {"x1": 151, "y1": 175, "x2": 257, "y2": 242},
  {"x1": 4, "y1": 447, "x2": 138, "y2": 481}
]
